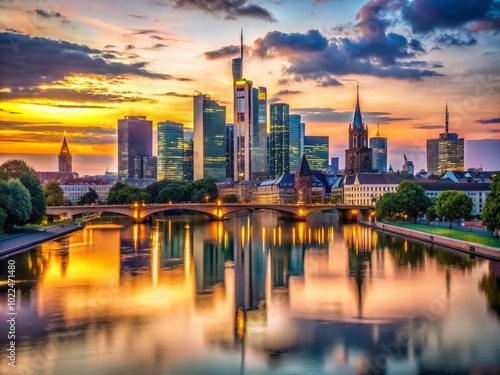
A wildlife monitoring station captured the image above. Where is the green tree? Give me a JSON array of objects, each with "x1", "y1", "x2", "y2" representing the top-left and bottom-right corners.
[
  {"x1": 0, "y1": 208, "x2": 7, "y2": 231},
  {"x1": 78, "y1": 188, "x2": 99, "y2": 205},
  {"x1": 107, "y1": 182, "x2": 150, "y2": 204},
  {"x1": 146, "y1": 180, "x2": 172, "y2": 202},
  {"x1": 479, "y1": 272, "x2": 500, "y2": 317},
  {"x1": 482, "y1": 173, "x2": 500, "y2": 236},
  {"x1": 396, "y1": 181, "x2": 431, "y2": 223},
  {"x1": 222, "y1": 194, "x2": 239, "y2": 203},
  {"x1": 375, "y1": 192, "x2": 400, "y2": 222},
  {"x1": 44, "y1": 181, "x2": 66, "y2": 206},
  {"x1": 426, "y1": 205, "x2": 438, "y2": 223},
  {"x1": 435, "y1": 190, "x2": 474, "y2": 228},
  {"x1": 0, "y1": 159, "x2": 35, "y2": 179},
  {"x1": 0, "y1": 179, "x2": 33, "y2": 231},
  {"x1": 156, "y1": 181, "x2": 192, "y2": 203},
  {"x1": 191, "y1": 178, "x2": 218, "y2": 203}
]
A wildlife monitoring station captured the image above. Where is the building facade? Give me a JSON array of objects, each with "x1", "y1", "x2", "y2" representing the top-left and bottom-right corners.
[
  {"x1": 345, "y1": 84, "x2": 372, "y2": 176},
  {"x1": 157, "y1": 121, "x2": 184, "y2": 181},
  {"x1": 402, "y1": 154, "x2": 415, "y2": 175},
  {"x1": 252, "y1": 87, "x2": 268, "y2": 180},
  {"x1": 294, "y1": 155, "x2": 313, "y2": 204},
  {"x1": 329, "y1": 157, "x2": 339, "y2": 173},
  {"x1": 289, "y1": 114, "x2": 303, "y2": 174},
  {"x1": 61, "y1": 178, "x2": 114, "y2": 204},
  {"x1": 234, "y1": 79, "x2": 253, "y2": 181},
  {"x1": 225, "y1": 124, "x2": 234, "y2": 180},
  {"x1": 426, "y1": 104, "x2": 464, "y2": 175},
  {"x1": 304, "y1": 136, "x2": 329, "y2": 172},
  {"x1": 117, "y1": 115, "x2": 153, "y2": 179},
  {"x1": 193, "y1": 94, "x2": 226, "y2": 181},
  {"x1": 369, "y1": 125, "x2": 387, "y2": 173},
  {"x1": 269, "y1": 103, "x2": 290, "y2": 179}
]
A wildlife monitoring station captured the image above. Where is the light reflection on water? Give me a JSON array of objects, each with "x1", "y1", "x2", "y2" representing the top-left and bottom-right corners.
[{"x1": 0, "y1": 212, "x2": 499, "y2": 375}]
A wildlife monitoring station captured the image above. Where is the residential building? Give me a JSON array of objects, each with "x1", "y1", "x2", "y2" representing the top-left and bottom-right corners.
[
  {"x1": 157, "y1": 121, "x2": 184, "y2": 181},
  {"x1": 345, "y1": 83, "x2": 372, "y2": 176},
  {"x1": 426, "y1": 103, "x2": 464, "y2": 175},
  {"x1": 369, "y1": 125, "x2": 387, "y2": 172},
  {"x1": 289, "y1": 114, "x2": 303, "y2": 173},
  {"x1": 269, "y1": 103, "x2": 290, "y2": 179},
  {"x1": 60, "y1": 178, "x2": 114, "y2": 204},
  {"x1": 304, "y1": 136, "x2": 329, "y2": 172},
  {"x1": 117, "y1": 115, "x2": 153, "y2": 179},
  {"x1": 252, "y1": 87, "x2": 268, "y2": 180},
  {"x1": 193, "y1": 93, "x2": 226, "y2": 181}
]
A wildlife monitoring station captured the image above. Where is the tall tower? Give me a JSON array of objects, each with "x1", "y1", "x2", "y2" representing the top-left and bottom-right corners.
[
  {"x1": 251, "y1": 87, "x2": 268, "y2": 180},
  {"x1": 369, "y1": 124, "x2": 388, "y2": 172},
  {"x1": 157, "y1": 121, "x2": 184, "y2": 181},
  {"x1": 269, "y1": 103, "x2": 290, "y2": 179},
  {"x1": 294, "y1": 154, "x2": 313, "y2": 204},
  {"x1": 345, "y1": 83, "x2": 372, "y2": 176},
  {"x1": 233, "y1": 30, "x2": 253, "y2": 181},
  {"x1": 58, "y1": 132, "x2": 72, "y2": 173},
  {"x1": 289, "y1": 114, "x2": 303, "y2": 173},
  {"x1": 117, "y1": 116, "x2": 153, "y2": 179}
]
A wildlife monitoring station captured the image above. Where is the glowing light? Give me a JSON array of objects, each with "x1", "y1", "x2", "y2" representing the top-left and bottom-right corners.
[{"x1": 236, "y1": 308, "x2": 246, "y2": 340}]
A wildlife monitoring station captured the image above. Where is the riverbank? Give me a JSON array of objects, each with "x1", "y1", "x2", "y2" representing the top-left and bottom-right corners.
[
  {"x1": 361, "y1": 220, "x2": 500, "y2": 261},
  {"x1": 0, "y1": 223, "x2": 83, "y2": 258}
]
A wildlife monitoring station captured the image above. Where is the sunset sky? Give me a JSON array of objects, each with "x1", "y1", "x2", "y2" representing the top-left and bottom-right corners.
[{"x1": 0, "y1": 0, "x2": 499, "y2": 175}]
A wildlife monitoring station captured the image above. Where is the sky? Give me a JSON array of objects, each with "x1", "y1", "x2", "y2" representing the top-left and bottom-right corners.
[{"x1": 0, "y1": 0, "x2": 499, "y2": 175}]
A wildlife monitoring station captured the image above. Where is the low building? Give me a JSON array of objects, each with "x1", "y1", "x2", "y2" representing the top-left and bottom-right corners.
[
  {"x1": 61, "y1": 178, "x2": 114, "y2": 204},
  {"x1": 343, "y1": 173, "x2": 415, "y2": 205}
]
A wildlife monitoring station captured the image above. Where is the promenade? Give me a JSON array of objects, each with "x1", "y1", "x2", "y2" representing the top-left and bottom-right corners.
[{"x1": 0, "y1": 223, "x2": 82, "y2": 258}]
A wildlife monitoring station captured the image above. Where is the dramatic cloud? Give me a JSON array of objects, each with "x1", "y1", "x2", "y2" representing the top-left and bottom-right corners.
[
  {"x1": 253, "y1": 30, "x2": 328, "y2": 58},
  {"x1": 275, "y1": 89, "x2": 302, "y2": 95},
  {"x1": 413, "y1": 125, "x2": 444, "y2": 129},
  {"x1": 469, "y1": 18, "x2": 500, "y2": 32},
  {"x1": 0, "y1": 108, "x2": 22, "y2": 114},
  {"x1": 148, "y1": 43, "x2": 169, "y2": 50},
  {"x1": 28, "y1": 9, "x2": 70, "y2": 24},
  {"x1": 154, "y1": 0, "x2": 276, "y2": 22},
  {"x1": 475, "y1": 117, "x2": 500, "y2": 124},
  {"x1": 204, "y1": 45, "x2": 241, "y2": 60},
  {"x1": 0, "y1": 32, "x2": 177, "y2": 92},
  {"x1": 150, "y1": 35, "x2": 166, "y2": 40},
  {"x1": 294, "y1": 107, "x2": 411, "y2": 123},
  {"x1": 157, "y1": 91, "x2": 192, "y2": 98},
  {"x1": 434, "y1": 33, "x2": 477, "y2": 48}
]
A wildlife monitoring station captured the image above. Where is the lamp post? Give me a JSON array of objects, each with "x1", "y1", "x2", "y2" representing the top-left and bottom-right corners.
[{"x1": 205, "y1": 195, "x2": 209, "y2": 204}]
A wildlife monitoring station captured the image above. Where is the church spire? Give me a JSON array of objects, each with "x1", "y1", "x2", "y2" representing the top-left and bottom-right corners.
[
  {"x1": 60, "y1": 132, "x2": 70, "y2": 156},
  {"x1": 240, "y1": 28, "x2": 243, "y2": 75},
  {"x1": 58, "y1": 131, "x2": 72, "y2": 173},
  {"x1": 445, "y1": 100, "x2": 449, "y2": 133},
  {"x1": 353, "y1": 82, "x2": 363, "y2": 129}
]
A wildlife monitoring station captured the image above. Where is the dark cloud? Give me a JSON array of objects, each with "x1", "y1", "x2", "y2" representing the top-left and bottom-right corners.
[
  {"x1": 204, "y1": 45, "x2": 241, "y2": 60},
  {"x1": 253, "y1": 29, "x2": 328, "y2": 58},
  {"x1": 28, "y1": 9, "x2": 70, "y2": 23},
  {"x1": 150, "y1": 35, "x2": 166, "y2": 40},
  {"x1": 104, "y1": 44, "x2": 116, "y2": 49},
  {"x1": 128, "y1": 28, "x2": 166, "y2": 35},
  {"x1": 157, "y1": 91, "x2": 191, "y2": 98},
  {"x1": 0, "y1": 32, "x2": 175, "y2": 92},
  {"x1": 153, "y1": 0, "x2": 276, "y2": 22},
  {"x1": 126, "y1": 44, "x2": 135, "y2": 50},
  {"x1": 476, "y1": 117, "x2": 500, "y2": 124},
  {"x1": 294, "y1": 107, "x2": 410, "y2": 123},
  {"x1": 317, "y1": 76, "x2": 342, "y2": 87},
  {"x1": 409, "y1": 39, "x2": 425, "y2": 52},
  {"x1": 413, "y1": 125, "x2": 444, "y2": 129},
  {"x1": 148, "y1": 43, "x2": 169, "y2": 50},
  {"x1": 490, "y1": 129, "x2": 500, "y2": 132},
  {"x1": 268, "y1": 97, "x2": 282, "y2": 104},
  {"x1": 434, "y1": 33, "x2": 477, "y2": 48},
  {"x1": 469, "y1": 18, "x2": 500, "y2": 32},
  {"x1": 127, "y1": 14, "x2": 148, "y2": 19},
  {"x1": 0, "y1": 108, "x2": 22, "y2": 114},
  {"x1": 275, "y1": 89, "x2": 302, "y2": 95},
  {"x1": 401, "y1": 0, "x2": 496, "y2": 33}
]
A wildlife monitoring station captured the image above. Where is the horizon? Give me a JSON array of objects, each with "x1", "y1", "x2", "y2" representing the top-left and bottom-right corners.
[{"x1": 1, "y1": 0, "x2": 499, "y2": 175}]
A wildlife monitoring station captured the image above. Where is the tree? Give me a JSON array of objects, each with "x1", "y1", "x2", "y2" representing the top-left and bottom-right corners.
[
  {"x1": 482, "y1": 173, "x2": 500, "y2": 236},
  {"x1": 156, "y1": 181, "x2": 192, "y2": 203},
  {"x1": 435, "y1": 190, "x2": 473, "y2": 228},
  {"x1": 222, "y1": 194, "x2": 239, "y2": 203},
  {"x1": 107, "y1": 182, "x2": 150, "y2": 204},
  {"x1": 396, "y1": 181, "x2": 431, "y2": 223},
  {"x1": 375, "y1": 192, "x2": 400, "y2": 222},
  {"x1": 0, "y1": 179, "x2": 33, "y2": 231},
  {"x1": 44, "y1": 181, "x2": 66, "y2": 206},
  {"x1": 426, "y1": 205, "x2": 438, "y2": 223},
  {"x1": 78, "y1": 188, "x2": 99, "y2": 205},
  {"x1": 0, "y1": 159, "x2": 35, "y2": 180}
]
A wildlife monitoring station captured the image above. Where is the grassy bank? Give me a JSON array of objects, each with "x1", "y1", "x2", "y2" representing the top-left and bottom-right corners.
[{"x1": 393, "y1": 223, "x2": 500, "y2": 248}]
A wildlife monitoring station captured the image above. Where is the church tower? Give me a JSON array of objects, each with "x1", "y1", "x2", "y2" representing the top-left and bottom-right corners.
[
  {"x1": 58, "y1": 132, "x2": 72, "y2": 173},
  {"x1": 345, "y1": 83, "x2": 372, "y2": 176},
  {"x1": 294, "y1": 154, "x2": 313, "y2": 204}
]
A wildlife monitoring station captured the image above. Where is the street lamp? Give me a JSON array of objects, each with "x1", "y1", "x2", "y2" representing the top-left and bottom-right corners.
[{"x1": 205, "y1": 195, "x2": 209, "y2": 204}]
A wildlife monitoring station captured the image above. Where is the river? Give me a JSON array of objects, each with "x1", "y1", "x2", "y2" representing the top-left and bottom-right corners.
[{"x1": 1, "y1": 212, "x2": 499, "y2": 375}]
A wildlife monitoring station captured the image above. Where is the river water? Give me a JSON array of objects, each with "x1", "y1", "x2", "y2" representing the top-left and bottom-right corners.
[{"x1": 1, "y1": 212, "x2": 499, "y2": 375}]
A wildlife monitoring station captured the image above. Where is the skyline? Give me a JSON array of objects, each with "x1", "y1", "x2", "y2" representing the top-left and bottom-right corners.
[{"x1": 1, "y1": 0, "x2": 499, "y2": 175}]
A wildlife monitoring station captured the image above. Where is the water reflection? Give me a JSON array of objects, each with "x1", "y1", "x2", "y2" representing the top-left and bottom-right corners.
[{"x1": 0, "y1": 212, "x2": 499, "y2": 375}]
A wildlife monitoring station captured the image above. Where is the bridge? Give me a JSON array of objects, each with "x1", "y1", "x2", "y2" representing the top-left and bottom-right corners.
[{"x1": 46, "y1": 203, "x2": 374, "y2": 222}]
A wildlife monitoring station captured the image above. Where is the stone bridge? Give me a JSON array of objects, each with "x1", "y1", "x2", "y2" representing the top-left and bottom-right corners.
[{"x1": 46, "y1": 203, "x2": 374, "y2": 222}]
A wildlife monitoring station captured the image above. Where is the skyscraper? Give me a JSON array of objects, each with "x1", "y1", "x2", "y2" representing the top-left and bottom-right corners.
[
  {"x1": 329, "y1": 157, "x2": 339, "y2": 173},
  {"x1": 183, "y1": 130, "x2": 194, "y2": 181},
  {"x1": 157, "y1": 121, "x2": 184, "y2": 181},
  {"x1": 232, "y1": 30, "x2": 253, "y2": 181},
  {"x1": 426, "y1": 104, "x2": 464, "y2": 175},
  {"x1": 193, "y1": 94, "x2": 226, "y2": 181},
  {"x1": 252, "y1": 87, "x2": 268, "y2": 179},
  {"x1": 58, "y1": 132, "x2": 72, "y2": 173},
  {"x1": 345, "y1": 83, "x2": 372, "y2": 176},
  {"x1": 289, "y1": 114, "x2": 303, "y2": 173},
  {"x1": 402, "y1": 154, "x2": 414, "y2": 175},
  {"x1": 269, "y1": 103, "x2": 290, "y2": 179},
  {"x1": 304, "y1": 136, "x2": 329, "y2": 172},
  {"x1": 369, "y1": 125, "x2": 387, "y2": 172},
  {"x1": 118, "y1": 115, "x2": 153, "y2": 179},
  {"x1": 225, "y1": 124, "x2": 234, "y2": 180}
]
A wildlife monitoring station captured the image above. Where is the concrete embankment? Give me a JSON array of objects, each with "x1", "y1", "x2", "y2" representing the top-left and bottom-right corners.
[
  {"x1": 0, "y1": 223, "x2": 83, "y2": 258},
  {"x1": 360, "y1": 221, "x2": 500, "y2": 261}
]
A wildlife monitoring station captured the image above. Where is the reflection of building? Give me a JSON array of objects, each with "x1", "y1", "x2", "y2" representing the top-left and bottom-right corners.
[
  {"x1": 345, "y1": 83, "x2": 372, "y2": 176},
  {"x1": 252, "y1": 87, "x2": 268, "y2": 180},
  {"x1": 304, "y1": 135, "x2": 329, "y2": 172},
  {"x1": 157, "y1": 121, "x2": 184, "y2": 181},
  {"x1": 426, "y1": 103, "x2": 464, "y2": 175},
  {"x1": 193, "y1": 94, "x2": 226, "y2": 181},
  {"x1": 58, "y1": 133, "x2": 72, "y2": 173},
  {"x1": 369, "y1": 125, "x2": 387, "y2": 173},
  {"x1": 118, "y1": 115, "x2": 153, "y2": 179},
  {"x1": 269, "y1": 103, "x2": 290, "y2": 179},
  {"x1": 289, "y1": 114, "x2": 303, "y2": 173}
]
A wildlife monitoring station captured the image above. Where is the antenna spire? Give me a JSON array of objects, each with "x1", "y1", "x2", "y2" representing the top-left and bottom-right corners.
[
  {"x1": 445, "y1": 100, "x2": 449, "y2": 133},
  {"x1": 376, "y1": 124, "x2": 380, "y2": 137}
]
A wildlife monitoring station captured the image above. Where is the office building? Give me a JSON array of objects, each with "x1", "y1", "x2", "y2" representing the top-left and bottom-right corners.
[
  {"x1": 329, "y1": 157, "x2": 339, "y2": 173},
  {"x1": 426, "y1": 104, "x2": 464, "y2": 175},
  {"x1": 345, "y1": 84, "x2": 372, "y2": 176},
  {"x1": 402, "y1": 154, "x2": 415, "y2": 175},
  {"x1": 58, "y1": 132, "x2": 72, "y2": 173},
  {"x1": 225, "y1": 124, "x2": 234, "y2": 180},
  {"x1": 269, "y1": 103, "x2": 290, "y2": 179},
  {"x1": 369, "y1": 125, "x2": 387, "y2": 172},
  {"x1": 304, "y1": 136, "x2": 329, "y2": 172},
  {"x1": 157, "y1": 121, "x2": 184, "y2": 181},
  {"x1": 252, "y1": 87, "x2": 268, "y2": 179},
  {"x1": 289, "y1": 114, "x2": 303, "y2": 173},
  {"x1": 118, "y1": 115, "x2": 153, "y2": 179},
  {"x1": 183, "y1": 130, "x2": 194, "y2": 181},
  {"x1": 193, "y1": 94, "x2": 226, "y2": 181}
]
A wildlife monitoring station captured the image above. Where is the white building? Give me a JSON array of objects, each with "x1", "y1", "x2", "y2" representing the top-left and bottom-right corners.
[{"x1": 61, "y1": 179, "x2": 114, "y2": 204}]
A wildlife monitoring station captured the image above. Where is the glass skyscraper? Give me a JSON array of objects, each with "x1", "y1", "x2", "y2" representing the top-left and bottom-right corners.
[
  {"x1": 252, "y1": 87, "x2": 268, "y2": 180},
  {"x1": 304, "y1": 136, "x2": 329, "y2": 172},
  {"x1": 157, "y1": 121, "x2": 184, "y2": 181},
  {"x1": 289, "y1": 114, "x2": 303, "y2": 173},
  {"x1": 269, "y1": 103, "x2": 290, "y2": 179},
  {"x1": 225, "y1": 124, "x2": 234, "y2": 180},
  {"x1": 117, "y1": 115, "x2": 153, "y2": 179},
  {"x1": 369, "y1": 126, "x2": 388, "y2": 172},
  {"x1": 193, "y1": 94, "x2": 226, "y2": 181}
]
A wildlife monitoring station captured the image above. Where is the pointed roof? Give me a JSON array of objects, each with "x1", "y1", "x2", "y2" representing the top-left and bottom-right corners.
[
  {"x1": 404, "y1": 153, "x2": 408, "y2": 163},
  {"x1": 352, "y1": 82, "x2": 363, "y2": 129},
  {"x1": 445, "y1": 101, "x2": 449, "y2": 133},
  {"x1": 60, "y1": 133, "x2": 70, "y2": 156},
  {"x1": 296, "y1": 154, "x2": 313, "y2": 176}
]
